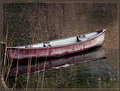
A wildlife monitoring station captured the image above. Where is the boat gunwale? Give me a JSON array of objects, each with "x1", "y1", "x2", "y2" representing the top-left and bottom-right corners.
[{"x1": 7, "y1": 29, "x2": 106, "y2": 50}]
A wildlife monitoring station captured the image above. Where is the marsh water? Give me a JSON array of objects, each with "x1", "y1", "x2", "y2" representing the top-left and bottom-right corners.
[{"x1": 1, "y1": 3, "x2": 119, "y2": 89}]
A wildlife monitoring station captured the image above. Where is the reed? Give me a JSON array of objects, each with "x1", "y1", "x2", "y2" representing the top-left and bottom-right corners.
[
  {"x1": 41, "y1": 56, "x2": 47, "y2": 88},
  {"x1": 26, "y1": 58, "x2": 31, "y2": 90},
  {"x1": 1, "y1": 21, "x2": 9, "y2": 89},
  {"x1": 36, "y1": 62, "x2": 40, "y2": 89}
]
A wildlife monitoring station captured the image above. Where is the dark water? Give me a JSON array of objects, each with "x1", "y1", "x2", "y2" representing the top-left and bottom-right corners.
[{"x1": 2, "y1": 3, "x2": 118, "y2": 89}]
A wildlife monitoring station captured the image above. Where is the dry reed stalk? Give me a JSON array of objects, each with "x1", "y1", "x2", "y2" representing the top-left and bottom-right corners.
[
  {"x1": 41, "y1": 60, "x2": 47, "y2": 88},
  {"x1": 1, "y1": 47, "x2": 9, "y2": 90},
  {"x1": 32, "y1": 31, "x2": 39, "y2": 88},
  {"x1": 0, "y1": 23, "x2": 10, "y2": 90},
  {"x1": 41, "y1": 49, "x2": 48, "y2": 88},
  {"x1": 5, "y1": 53, "x2": 14, "y2": 82},
  {"x1": 33, "y1": 57, "x2": 38, "y2": 88},
  {"x1": 11, "y1": 83, "x2": 16, "y2": 90},
  {"x1": 3, "y1": 30, "x2": 8, "y2": 66},
  {"x1": 26, "y1": 56, "x2": 32, "y2": 90},
  {"x1": 14, "y1": 58, "x2": 19, "y2": 89},
  {"x1": 5, "y1": 40, "x2": 13, "y2": 82},
  {"x1": 19, "y1": 80, "x2": 25, "y2": 89},
  {"x1": 1, "y1": 73, "x2": 9, "y2": 90},
  {"x1": 36, "y1": 62, "x2": 40, "y2": 89},
  {"x1": 26, "y1": 37, "x2": 34, "y2": 89}
]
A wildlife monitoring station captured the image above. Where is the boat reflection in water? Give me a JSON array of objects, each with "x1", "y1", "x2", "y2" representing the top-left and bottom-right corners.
[{"x1": 9, "y1": 46, "x2": 106, "y2": 77}]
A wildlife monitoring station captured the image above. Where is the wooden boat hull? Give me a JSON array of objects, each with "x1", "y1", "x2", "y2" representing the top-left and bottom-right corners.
[{"x1": 7, "y1": 30, "x2": 105, "y2": 59}]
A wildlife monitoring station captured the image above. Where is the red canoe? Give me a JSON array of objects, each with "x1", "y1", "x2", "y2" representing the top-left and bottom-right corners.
[{"x1": 7, "y1": 29, "x2": 106, "y2": 59}]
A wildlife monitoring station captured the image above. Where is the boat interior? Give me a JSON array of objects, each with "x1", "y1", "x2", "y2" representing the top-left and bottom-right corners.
[{"x1": 7, "y1": 29, "x2": 105, "y2": 49}]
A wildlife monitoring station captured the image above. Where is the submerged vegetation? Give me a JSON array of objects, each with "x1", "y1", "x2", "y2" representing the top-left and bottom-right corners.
[{"x1": 1, "y1": 3, "x2": 118, "y2": 90}]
